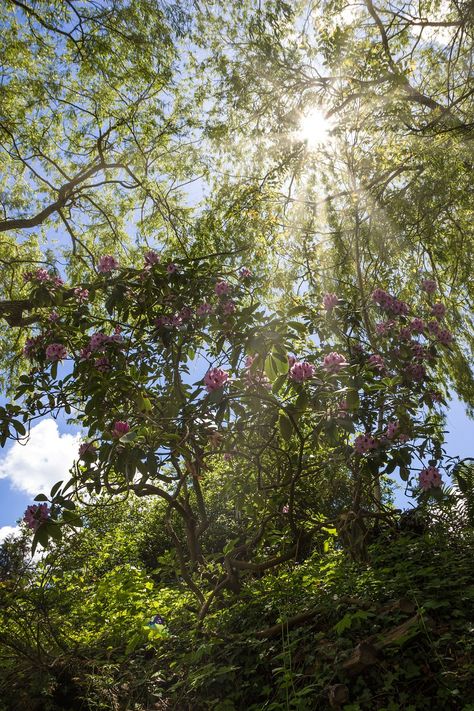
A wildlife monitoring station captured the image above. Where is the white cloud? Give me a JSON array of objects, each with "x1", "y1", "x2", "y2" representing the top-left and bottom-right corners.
[
  {"x1": 0, "y1": 419, "x2": 81, "y2": 497},
  {"x1": 0, "y1": 525, "x2": 20, "y2": 544}
]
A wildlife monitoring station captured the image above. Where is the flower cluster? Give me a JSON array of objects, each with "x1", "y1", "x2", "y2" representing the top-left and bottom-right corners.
[
  {"x1": 144, "y1": 250, "x2": 160, "y2": 267},
  {"x1": 23, "y1": 503, "x2": 51, "y2": 531},
  {"x1": 204, "y1": 368, "x2": 229, "y2": 392},
  {"x1": 419, "y1": 466, "x2": 442, "y2": 491},
  {"x1": 368, "y1": 354, "x2": 385, "y2": 372},
  {"x1": 112, "y1": 421, "x2": 130, "y2": 438},
  {"x1": 421, "y1": 279, "x2": 437, "y2": 294},
  {"x1": 98, "y1": 255, "x2": 119, "y2": 273},
  {"x1": 371, "y1": 288, "x2": 408, "y2": 315},
  {"x1": 215, "y1": 280, "x2": 231, "y2": 296},
  {"x1": 45, "y1": 343, "x2": 67, "y2": 361},
  {"x1": 74, "y1": 287, "x2": 89, "y2": 302},
  {"x1": 354, "y1": 434, "x2": 378, "y2": 454},
  {"x1": 323, "y1": 352, "x2": 347, "y2": 373},
  {"x1": 289, "y1": 360, "x2": 315, "y2": 382},
  {"x1": 24, "y1": 268, "x2": 64, "y2": 288},
  {"x1": 323, "y1": 292, "x2": 339, "y2": 311}
]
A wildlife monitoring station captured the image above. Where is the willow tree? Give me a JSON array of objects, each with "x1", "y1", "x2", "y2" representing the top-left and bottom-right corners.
[{"x1": 190, "y1": 0, "x2": 474, "y2": 407}]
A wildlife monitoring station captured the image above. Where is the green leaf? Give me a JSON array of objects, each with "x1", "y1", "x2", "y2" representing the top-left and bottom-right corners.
[{"x1": 279, "y1": 411, "x2": 293, "y2": 441}]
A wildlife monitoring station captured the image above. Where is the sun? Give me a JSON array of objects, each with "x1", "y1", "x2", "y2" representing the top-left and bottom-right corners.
[{"x1": 297, "y1": 107, "x2": 334, "y2": 147}]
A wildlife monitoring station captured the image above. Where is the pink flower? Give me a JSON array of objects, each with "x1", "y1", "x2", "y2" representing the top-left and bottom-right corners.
[
  {"x1": 368, "y1": 354, "x2": 386, "y2": 372},
  {"x1": 323, "y1": 292, "x2": 339, "y2": 311},
  {"x1": 371, "y1": 289, "x2": 407, "y2": 315},
  {"x1": 289, "y1": 361, "x2": 315, "y2": 382},
  {"x1": 34, "y1": 268, "x2": 51, "y2": 282},
  {"x1": 94, "y1": 356, "x2": 110, "y2": 372},
  {"x1": 23, "y1": 503, "x2": 50, "y2": 532},
  {"x1": 48, "y1": 311, "x2": 59, "y2": 322},
  {"x1": 399, "y1": 327, "x2": 412, "y2": 341},
  {"x1": 410, "y1": 318, "x2": 425, "y2": 333},
  {"x1": 171, "y1": 314, "x2": 183, "y2": 327},
  {"x1": 240, "y1": 267, "x2": 252, "y2": 279},
  {"x1": 144, "y1": 250, "x2": 160, "y2": 266},
  {"x1": 421, "y1": 279, "x2": 437, "y2": 294},
  {"x1": 45, "y1": 343, "x2": 67, "y2": 361},
  {"x1": 375, "y1": 320, "x2": 395, "y2": 335},
  {"x1": 282, "y1": 504, "x2": 290, "y2": 514},
  {"x1": 245, "y1": 355, "x2": 255, "y2": 368},
  {"x1": 407, "y1": 363, "x2": 426, "y2": 382},
  {"x1": 112, "y1": 420, "x2": 130, "y2": 438},
  {"x1": 431, "y1": 303, "x2": 446, "y2": 319},
  {"x1": 354, "y1": 434, "x2": 378, "y2": 454},
  {"x1": 385, "y1": 421, "x2": 399, "y2": 439},
  {"x1": 166, "y1": 262, "x2": 177, "y2": 274},
  {"x1": 287, "y1": 354, "x2": 296, "y2": 368},
  {"x1": 222, "y1": 300, "x2": 236, "y2": 315},
  {"x1": 23, "y1": 336, "x2": 42, "y2": 359},
  {"x1": 419, "y1": 466, "x2": 442, "y2": 491},
  {"x1": 89, "y1": 332, "x2": 110, "y2": 351},
  {"x1": 411, "y1": 343, "x2": 428, "y2": 360},
  {"x1": 98, "y1": 255, "x2": 119, "y2": 273},
  {"x1": 155, "y1": 315, "x2": 172, "y2": 327},
  {"x1": 323, "y1": 352, "x2": 347, "y2": 374},
  {"x1": 78, "y1": 442, "x2": 96, "y2": 460},
  {"x1": 427, "y1": 319, "x2": 440, "y2": 336},
  {"x1": 215, "y1": 280, "x2": 230, "y2": 296},
  {"x1": 438, "y1": 329, "x2": 453, "y2": 346},
  {"x1": 74, "y1": 287, "x2": 89, "y2": 302},
  {"x1": 337, "y1": 399, "x2": 349, "y2": 417},
  {"x1": 196, "y1": 302, "x2": 213, "y2": 317},
  {"x1": 204, "y1": 368, "x2": 229, "y2": 392}
]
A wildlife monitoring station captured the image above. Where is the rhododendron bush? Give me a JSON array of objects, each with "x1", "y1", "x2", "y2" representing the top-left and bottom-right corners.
[{"x1": 0, "y1": 251, "x2": 454, "y2": 605}]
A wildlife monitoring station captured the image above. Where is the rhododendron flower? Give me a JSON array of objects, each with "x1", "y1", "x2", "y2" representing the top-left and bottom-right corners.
[
  {"x1": 287, "y1": 354, "x2": 296, "y2": 368},
  {"x1": 282, "y1": 504, "x2": 290, "y2": 514},
  {"x1": 166, "y1": 262, "x2": 177, "y2": 274},
  {"x1": 112, "y1": 421, "x2": 130, "y2": 438},
  {"x1": 410, "y1": 318, "x2": 425, "y2": 333},
  {"x1": 386, "y1": 421, "x2": 399, "y2": 439},
  {"x1": 427, "y1": 319, "x2": 440, "y2": 336},
  {"x1": 323, "y1": 352, "x2": 347, "y2": 373},
  {"x1": 419, "y1": 466, "x2": 442, "y2": 491},
  {"x1": 337, "y1": 399, "x2": 349, "y2": 417},
  {"x1": 78, "y1": 442, "x2": 97, "y2": 460},
  {"x1": 215, "y1": 280, "x2": 230, "y2": 296},
  {"x1": 94, "y1": 356, "x2": 110, "y2": 372},
  {"x1": 74, "y1": 287, "x2": 89, "y2": 302},
  {"x1": 239, "y1": 267, "x2": 252, "y2": 279},
  {"x1": 399, "y1": 327, "x2": 412, "y2": 341},
  {"x1": 196, "y1": 302, "x2": 213, "y2": 317},
  {"x1": 89, "y1": 332, "x2": 110, "y2": 351},
  {"x1": 431, "y1": 303, "x2": 446, "y2": 319},
  {"x1": 171, "y1": 314, "x2": 183, "y2": 327},
  {"x1": 354, "y1": 434, "x2": 378, "y2": 454},
  {"x1": 289, "y1": 360, "x2": 315, "y2": 382},
  {"x1": 245, "y1": 355, "x2": 255, "y2": 368},
  {"x1": 223, "y1": 300, "x2": 236, "y2": 315},
  {"x1": 438, "y1": 329, "x2": 453, "y2": 345},
  {"x1": 34, "y1": 268, "x2": 50, "y2": 282},
  {"x1": 204, "y1": 368, "x2": 229, "y2": 392},
  {"x1": 368, "y1": 354, "x2": 385, "y2": 372},
  {"x1": 421, "y1": 279, "x2": 437, "y2": 294},
  {"x1": 23, "y1": 336, "x2": 42, "y2": 359},
  {"x1": 411, "y1": 343, "x2": 428, "y2": 360},
  {"x1": 144, "y1": 250, "x2": 160, "y2": 266},
  {"x1": 375, "y1": 320, "x2": 395, "y2": 335},
  {"x1": 323, "y1": 292, "x2": 339, "y2": 311},
  {"x1": 45, "y1": 343, "x2": 67, "y2": 361},
  {"x1": 155, "y1": 315, "x2": 172, "y2": 327},
  {"x1": 407, "y1": 363, "x2": 426, "y2": 381},
  {"x1": 23, "y1": 503, "x2": 50, "y2": 531},
  {"x1": 98, "y1": 255, "x2": 119, "y2": 273},
  {"x1": 48, "y1": 311, "x2": 59, "y2": 322}
]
